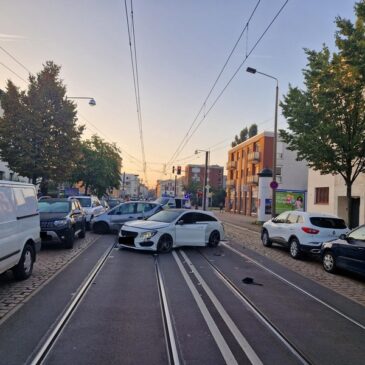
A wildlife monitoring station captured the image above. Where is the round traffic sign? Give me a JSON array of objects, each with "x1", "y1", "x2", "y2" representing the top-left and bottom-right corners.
[{"x1": 270, "y1": 180, "x2": 279, "y2": 190}]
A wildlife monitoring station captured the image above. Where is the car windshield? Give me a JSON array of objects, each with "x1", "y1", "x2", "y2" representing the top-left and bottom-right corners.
[
  {"x1": 76, "y1": 197, "x2": 91, "y2": 208},
  {"x1": 155, "y1": 197, "x2": 170, "y2": 205},
  {"x1": 147, "y1": 210, "x2": 181, "y2": 223},
  {"x1": 310, "y1": 217, "x2": 347, "y2": 229},
  {"x1": 38, "y1": 201, "x2": 69, "y2": 213}
]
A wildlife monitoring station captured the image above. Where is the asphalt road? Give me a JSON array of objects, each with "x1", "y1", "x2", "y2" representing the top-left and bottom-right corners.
[{"x1": 0, "y1": 233, "x2": 364, "y2": 365}]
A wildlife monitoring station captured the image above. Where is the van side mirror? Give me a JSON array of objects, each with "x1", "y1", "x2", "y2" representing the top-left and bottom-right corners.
[{"x1": 339, "y1": 233, "x2": 347, "y2": 240}]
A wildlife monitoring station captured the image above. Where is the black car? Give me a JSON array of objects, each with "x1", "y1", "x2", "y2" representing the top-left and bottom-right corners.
[
  {"x1": 321, "y1": 224, "x2": 365, "y2": 276},
  {"x1": 38, "y1": 198, "x2": 86, "y2": 249}
]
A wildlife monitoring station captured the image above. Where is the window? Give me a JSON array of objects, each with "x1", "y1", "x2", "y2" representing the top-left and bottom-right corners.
[
  {"x1": 287, "y1": 213, "x2": 298, "y2": 224},
  {"x1": 181, "y1": 212, "x2": 196, "y2": 224},
  {"x1": 315, "y1": 187, "x2": 329, "y2": 204},
  {"x1": 310, "y1": 217, "x2": 346, "y2": 229},
  {"x1": 120, "y1": 203, "x2": 135, "y2": 214},
  {"x1": 274, "y1": 212, "x2": 289, "y2": 223},
  {"x1": 195, "y1": 213, "x2": 217, "y2": 222},
  {"x1": 276, "y1": 166, "x2": 282, "y2": 176},
  {"x1": 0, "y1": 171, "x2": 4, "y2": 180}
]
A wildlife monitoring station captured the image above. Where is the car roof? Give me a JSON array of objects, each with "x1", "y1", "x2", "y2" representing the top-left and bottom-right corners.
[
  {"x1": 280, "y1": 211, "x2": 341, "y2": 219},
  {"x1": 38, "y1": 198, "x2": 70, "y2": 202},
  {"x1": 167, "y1": 209, "x2": 215, "y2": 215}
]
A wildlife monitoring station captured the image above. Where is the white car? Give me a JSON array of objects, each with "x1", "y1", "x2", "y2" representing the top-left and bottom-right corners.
[
  {"x1": 118, "y1": 209, "x2": 224, "y2": 253},
  {"x1": 69, "y1": 195, "x2": 105, "y2": 229},
  {"x1": 261, "y1": 211, "x2": 349, "y2": 259}
]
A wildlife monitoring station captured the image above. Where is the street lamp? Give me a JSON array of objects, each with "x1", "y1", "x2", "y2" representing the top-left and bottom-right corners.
[
  {"x1": 195, "y1": 149, "x2": 210, "y2": 210},
  {"x1": 246, "y1": 66, "x2": 279, "y2": 217},
  {"x1": 66, "y1": 96, "x2": 96, "y2": 106}
]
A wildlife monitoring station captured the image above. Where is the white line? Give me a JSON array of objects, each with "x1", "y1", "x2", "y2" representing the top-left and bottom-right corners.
[
  {"x1": 180, "y1": 250, "x2": 263, "y2": 365},
  {"x1": 156, "y1": 262, "x2": 180, "y2": 365},
  {"x1": 222, "y1": 242, "x2": 365, "y2": 331},
  {"x1": 172, "y1": 251, "x2": 238, "y2": 365}
]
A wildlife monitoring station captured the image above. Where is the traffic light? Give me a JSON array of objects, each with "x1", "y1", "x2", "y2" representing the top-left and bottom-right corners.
[
  {"x1": 172, "y1": 166, "x2": 175, "y2": 174},
  {"x1": 177, "y1": 166, "x2": 181, "y2": 175}
]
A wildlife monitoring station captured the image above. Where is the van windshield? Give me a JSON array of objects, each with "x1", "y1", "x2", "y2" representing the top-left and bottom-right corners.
[{"x1": 38, "y1": 201, "x2": 70, "y2": 213}]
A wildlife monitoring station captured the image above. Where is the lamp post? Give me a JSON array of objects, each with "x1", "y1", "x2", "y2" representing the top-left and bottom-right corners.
[
  {"x1": 66, "y1": 96, "x2": 96, "y2": 106},
  {"x1": 195, "y1": 149, "x2": 210, "y2": 210},
  {"x1": 246, "y1": 67, "x2": 278, "y2": 217}
]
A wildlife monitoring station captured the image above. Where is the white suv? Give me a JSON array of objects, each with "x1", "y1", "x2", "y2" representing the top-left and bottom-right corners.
[
  {"x1": 261, "y1": 211, "x2": 349, "y2": 259},
  {"x1": 69, "y1": 195, "x2": 105, "y2": 229}
]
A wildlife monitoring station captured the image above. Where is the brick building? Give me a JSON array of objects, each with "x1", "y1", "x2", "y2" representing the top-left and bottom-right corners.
[{"x1": 184, "y1": 164, "x2": 224, "y2": 190}]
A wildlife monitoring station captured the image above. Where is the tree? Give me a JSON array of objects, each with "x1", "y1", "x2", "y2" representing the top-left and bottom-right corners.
[
  {"x1": 211, "y1": 187, "x2": 226, "y2": 207},
  {"x1": 183, "y1": 181, "x2": 202, "y2": 206},
  {"x1": 231, "y1": 124, "x2": 257, "y2": 147},
  {"x1": 280, "y1": 1, "x2": 365, "y2": 228},
  {"x1": 0, "y1": 61, "x2": 83, "y2": 193},
  {"x1": 73, "y1": 135, "x2": 122, "y2": 197}
]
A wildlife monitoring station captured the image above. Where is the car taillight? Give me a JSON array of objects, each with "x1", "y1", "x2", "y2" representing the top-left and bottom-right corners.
[{"x1": 301, "y1": 227, "x2": 319, "y2": 234}]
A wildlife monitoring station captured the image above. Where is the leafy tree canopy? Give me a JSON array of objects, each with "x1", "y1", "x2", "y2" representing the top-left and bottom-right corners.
[
  {"x1": 73, "y1": 135, "x2": 122, "y2": 197},
  {"x1": 0, "y1": 61, "x2": 83, "y2": 186},
  {"x1": 231, "y1": 124, "x2": 258, "y2": 147},
  {"x1": 279, "y1": 1, "x2": 365, "y2": 227}
]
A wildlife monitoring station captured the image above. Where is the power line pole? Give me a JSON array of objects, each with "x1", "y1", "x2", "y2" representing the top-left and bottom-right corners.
[{"x1": 203, "y1": 151, "x2": 209, "y2": 210}]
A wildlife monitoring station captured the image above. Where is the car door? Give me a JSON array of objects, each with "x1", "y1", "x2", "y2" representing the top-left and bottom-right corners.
[
  {"x1": 175, "y1": 212, "x2": 206, "y2": 246},
  {"x1": 269, "y1": 212, "x2": 289, "y2": 243},
  {"x1": 71, "y1": 200, "x2": 83, "y2": 231},
  {"x1": 340, "y1": 226, "x2": 365, "y2": 274},
  {"x1": 110, "y1": 203, "x2": 137, "y2": 228}
]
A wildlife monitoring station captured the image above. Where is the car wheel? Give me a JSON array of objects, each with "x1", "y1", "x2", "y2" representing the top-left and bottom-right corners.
[
  {"x1": 289, "y1": 238, "x2": 301, "y2": 259},
  {"x1": 64, "y1": 228, "x2": 75, "y2": 249},
  {"x1": 78, "y1": 221, "x2": 86, "y2": 238},
  {"x1": 261, "y1": 229, "x2": 272, "y2": 247},
  {"x1": 323, "y1": 251, "x2": 336, "y2": 273},
  {"x1": 12, "y1": 243, "x2": 35, "y2": 280},
  {"x1": 93, "y1": 221, "x2": 109, "y2": 234},
  {"x1": 157, "y1": 234, "x2": 173, "y2": 253},
  {"x1": 208, "y1": 231, "x2": 220, "y2": 247}
]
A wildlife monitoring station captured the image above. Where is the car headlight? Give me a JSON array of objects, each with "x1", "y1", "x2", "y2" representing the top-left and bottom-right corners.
[
  {"x1": 140, "y1": 231, "x2": 157, "y2": 240},
  {"x1": 54, "y1": 219, "x2": 69, "y2": 227}
]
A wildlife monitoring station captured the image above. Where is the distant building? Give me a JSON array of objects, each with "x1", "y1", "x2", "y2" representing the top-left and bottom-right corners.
[
  {"x1": 226, "y1": 131, "x2": 308, "y2": 216},
  {"x1": 184, "y1": 164, "x2": 224, "y2": 190},
  {"x1": 156, "y1": 177, "x2": 184, "y2": 197}
]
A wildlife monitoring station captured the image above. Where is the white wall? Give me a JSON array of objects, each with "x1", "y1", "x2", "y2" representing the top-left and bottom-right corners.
[{"x1": 0, "y1": 160, "x2": 29, "y2": 183}]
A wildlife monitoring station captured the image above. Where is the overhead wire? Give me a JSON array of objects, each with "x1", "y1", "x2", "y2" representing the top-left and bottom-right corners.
[
  {"x1": 167, "y1": 0, "x2": 290, "y2": 168},
  {"x1": 0, "y1": 61, "x2": 28, "y2": 83},
  {"x1": 166, "y1": 0, "x2": 262, "y2": 168},
  {"x1": 123, "y1": 0, "x2": 148, "y2": 185},
  {"x1": 0, "y1": 45, "x2": 32, "y2": 74}
]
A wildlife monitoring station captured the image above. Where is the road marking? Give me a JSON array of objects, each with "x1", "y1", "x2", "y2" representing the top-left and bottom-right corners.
[
  {"x1": 222, "y1": 242, "x2": 365, "y2": 331},
  {"x1": 180, "y1": 250, "x2": 263, "y2": 365},
  {"x1": 172, "y1": 251, "x2": 238, "y2": 365}
]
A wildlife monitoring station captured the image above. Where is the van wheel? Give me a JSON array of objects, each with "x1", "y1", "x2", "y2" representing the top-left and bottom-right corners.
[
  {"x1": 93, "y1": 222, "x2": 109, "y2": 234},
  {"x1": 13, "y1": 243, "x2": 35, "y2": 280},
  {"x1": 64, "y1": 228, "x2": 75, "y2": 249},
  {"x1": 289, "y1": 238, "x2": 301, "y2": 259}
]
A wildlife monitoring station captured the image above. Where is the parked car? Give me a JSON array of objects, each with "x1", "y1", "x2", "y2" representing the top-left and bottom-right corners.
[
  {"x1": 261, "y1": 211, "x2": 349, "y2": 259},
  {"x1": 321, "y1": 224, "x2": 365, "y2": 276},
  {"x1": 155, "y1": 196, "x2": 191, "y2": 209},
  {"x1": 0, "y1": 181, "x2": 41, "y2": 280},
  {"x1": 118, "y1": 209, "x2": 224, "y2": 253},
  {"x1": 91, "y1": 201, "x2": 163, "y2": 234},
  {"x1": 69, "y1": 195, "x2": 105, "y2": 229},
  {"x1": 38, "y1": 198, "x2": 86, "y2": 249}
]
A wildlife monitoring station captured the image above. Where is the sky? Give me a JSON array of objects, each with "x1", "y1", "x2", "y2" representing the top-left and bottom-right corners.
[{"x1": 0, "y1": 0, "x2": 357, "y2": 188}]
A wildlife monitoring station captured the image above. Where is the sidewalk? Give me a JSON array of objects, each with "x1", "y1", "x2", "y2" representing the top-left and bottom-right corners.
[{"x1": 215, "y1": 211, "x2": 262, "y2": 233}]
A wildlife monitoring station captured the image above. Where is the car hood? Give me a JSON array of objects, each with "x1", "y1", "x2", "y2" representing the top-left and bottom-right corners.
[
  {"x1": 123, "y1": 220, "x2": 170, "y2": 230},
  {"x1": 40, "y1": 212, "x2": 68, "y2": 221}
]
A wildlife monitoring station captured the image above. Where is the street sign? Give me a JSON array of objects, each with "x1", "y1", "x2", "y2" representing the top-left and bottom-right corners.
[
  {"x1": 270, "y1": 181, "x2": 279, "y2": 190},
  {"x1": 205, "y1": 184, "x2": 211, "y2": 190}
]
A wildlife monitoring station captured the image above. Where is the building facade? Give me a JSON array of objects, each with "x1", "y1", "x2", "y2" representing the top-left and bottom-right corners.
[
  {"x1": 156, "y1": 177, "x2": 185, "y2": 197},
  {"x1": 226, "y1": 131, "x2": 308, "y2": 216},
  {"x1": 184, "y1": 164, "x2": 224, "y2": 190},
  {"x1": 307, "y1": 169, "x2": 365, "y2": 227}
]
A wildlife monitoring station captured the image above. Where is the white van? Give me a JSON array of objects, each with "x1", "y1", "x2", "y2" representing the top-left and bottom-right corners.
[{"x1": 0, "y1": 181, "x2": 41, "y2": 280}]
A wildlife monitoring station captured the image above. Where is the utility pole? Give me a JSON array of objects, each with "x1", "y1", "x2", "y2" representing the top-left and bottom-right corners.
[
  {"x1": 203, "y1": 151, "x2": 209, "y2": 210},
  {"x1": 174, "y1": 175, "x2": 177, "y2": 196}
]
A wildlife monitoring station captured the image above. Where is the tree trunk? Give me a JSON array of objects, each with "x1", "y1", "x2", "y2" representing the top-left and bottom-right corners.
[
  {"x1": 84, "y1": 183, "x2": 88, "y2": 196},
  {"x1": 40, "y1": 177, "x2": 49, "y2": 196},
  {"x1": 32, "y1": 174, "x2": 37, "y2": 185},
  {"x1": 346, "y1": 182, "x2": 353, "y2": 228}
]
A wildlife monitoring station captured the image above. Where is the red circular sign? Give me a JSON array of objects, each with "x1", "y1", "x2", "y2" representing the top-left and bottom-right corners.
[{"x1": 270, "y1": 181, "x2": 279, "y2": 190}]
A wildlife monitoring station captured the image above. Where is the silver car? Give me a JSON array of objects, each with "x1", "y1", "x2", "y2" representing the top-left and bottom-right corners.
[{"x1": 91, "y1": 201, "x2": 163, "y2": 234}]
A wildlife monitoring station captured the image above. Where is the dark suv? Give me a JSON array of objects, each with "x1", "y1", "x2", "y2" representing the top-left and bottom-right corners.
[{"x1": 38, "y1": 198, "x2": 86, "y2": 249}]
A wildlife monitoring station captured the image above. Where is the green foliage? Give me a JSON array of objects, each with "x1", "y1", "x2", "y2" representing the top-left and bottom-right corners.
[
  {"x1": 73, "y1": 135, "x2": 122, "y2": 197},
  {"x1": 0, "y1": 61, "x2": 83, "y2": 187},
  {"x1": 183, "y1": 181, "x2": 202, "y2": 205},
  {"x1": 231, "y1": 124, "x2": 257, "y2": 147},
  {"x1": 279, "y1": 1, "x2": 365, "y2": 227},
  {"x1": 211, "y1": 187, "x2": 226, "y2": 207}
]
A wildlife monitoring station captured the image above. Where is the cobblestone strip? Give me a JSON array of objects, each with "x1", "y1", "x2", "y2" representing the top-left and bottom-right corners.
[
  {"x1": 0, "y1": 233, "x2": 101, "y2": 322},
  {"x1": 225, "y1": 224, "x2": 365, "y2": 307}
]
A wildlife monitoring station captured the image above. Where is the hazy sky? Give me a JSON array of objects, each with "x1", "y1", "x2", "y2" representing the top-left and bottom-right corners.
[{"x1": 0, "y1": 0, "x2": 356, "y2": 187}]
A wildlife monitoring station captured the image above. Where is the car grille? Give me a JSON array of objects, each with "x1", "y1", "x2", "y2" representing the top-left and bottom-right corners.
[
  {"x1": 120, "y1": 230, "x2": 138, "y2": 238},
  {"x1": 40, "y1": 221, "x2": 54, "y2": 229}
]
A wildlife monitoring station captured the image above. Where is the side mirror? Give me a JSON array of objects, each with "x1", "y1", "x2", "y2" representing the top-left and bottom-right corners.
[
  {"x1": 339, "y1": 234, "x2": 347, "y2": 240},
  {"x1": 177, "y1": 220, "x2": 184, "y2": 225}
]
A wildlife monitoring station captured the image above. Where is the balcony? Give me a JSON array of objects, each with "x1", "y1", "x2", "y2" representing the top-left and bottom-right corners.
[
  {"x1": 247, "y1": 151, "x2": 260, "y2": 163},
  {"x1": 226, "y1": 180, "x2": 235, "y2": 189},
  {"x1": 226, "y1": 161, "x2": 237, "y2": 170},
  {"x1": 246, "y1": 175, "x2": 259, "y2": 184}
]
